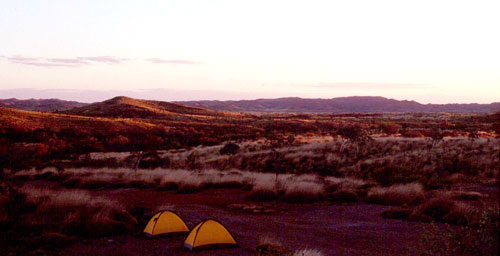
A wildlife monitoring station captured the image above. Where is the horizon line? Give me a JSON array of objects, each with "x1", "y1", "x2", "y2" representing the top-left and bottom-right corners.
[
  {"x1": 0, "y1": 88, "x2": 498, "y2": 105},
  {"x1": 1, "y1": 95, "x2": 499, "y2": 106}
]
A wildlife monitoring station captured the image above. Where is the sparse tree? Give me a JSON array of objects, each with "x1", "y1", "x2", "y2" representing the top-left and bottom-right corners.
[
  {"x1": 468, "y1": 127, "x2": 479, "y2": 146},
  {"x1": 333, "y1": 125, "x2": 371, "y2": 154},
  {"x1": 380, "y1": 122, "x2": 400, "y2": 136},
  {"x1": 429, "y1": 127, "x2": 444, "y2": 150},
  {"x1": 286, "y1": 134, "x2": 295, "y2": 145},
  {"x1": 220, "y1": 142, "x2": 240, "y2": 155}
]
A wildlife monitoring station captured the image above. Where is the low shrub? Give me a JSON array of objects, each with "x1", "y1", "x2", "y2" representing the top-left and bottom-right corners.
[
  {"x1": 370, "y1": 165, "x2": 417, "y2": 186},
  {"x1": 410, "y1": 198, "x2": 474, "y2": 225},
  {"x1": 421, "y1": 206, "x2": 498, "y2": 256},
  {"x1": 220, "y1": 142, "x2": 240, "y2": 155}
]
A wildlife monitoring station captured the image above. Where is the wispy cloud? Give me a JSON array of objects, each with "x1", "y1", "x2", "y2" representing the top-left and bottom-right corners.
[
  {"x1": 146, "y1": 58, "x2": 200, "y2": 64},
  {"x1": 7, "y1": 55, "x2": 199, "y2": 67},
  {"x1": 8, "y1": 55, "x2": 79, "y2": 67},
  {"x1": 7, "y1": 55, "x2": 128, "y2": 67},
  {"x1": 11, "y1": 62, "x2": 78, "y2": 67},
  {"x1": 77, "y1": 56, "x2": 128, "y2": 64},
  {"x1": 47, "y1": 58, "x2": 90, "y2": 65},
  {"x1": 9, "y1": 55, "x2": 40, "y2": 62}
]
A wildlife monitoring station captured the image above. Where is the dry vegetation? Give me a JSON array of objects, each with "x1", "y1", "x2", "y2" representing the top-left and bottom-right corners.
[
  {"x1": 0, "y1": 180, "x2": 137, "y2": 253},
  {"x1": 19, "y1": 186, "x2": 137, "y2": 237},
  {"x1": 367, "y1": 183, "x2": 425, "y2": 206},
  {"x1": 1, "y1": 108, "x2": 498, "y2": 254},
  {"x1": 256, "y1": 235, "x2": 325, "y2": 256}
]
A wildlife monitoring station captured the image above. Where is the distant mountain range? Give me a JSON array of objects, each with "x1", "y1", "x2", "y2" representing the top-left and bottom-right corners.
[
  {"x1": 1, "y1": 96, "x2": 499, "y2": 113},
  {"x1": 0, "y1": 98, "x2": 87, "y2": 112},
  {"x1": 177, "y1": 96, "x2": 500, "y2": 113}
]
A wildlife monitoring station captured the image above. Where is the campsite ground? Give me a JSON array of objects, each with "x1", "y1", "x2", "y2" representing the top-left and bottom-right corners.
[{"x1": 20, "y1": 184, "x2": 439, "y2": 256}]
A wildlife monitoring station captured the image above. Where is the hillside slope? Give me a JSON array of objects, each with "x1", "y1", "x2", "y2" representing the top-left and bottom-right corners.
[
  {"x1": 0, "y1": 106, "x2": 260, "y2": 155},
  {"x1": 0, "y1": 98, "x2": 87, "y2": 112},
  {"x1": 63, "y1": 96, "x2": 237, "y2": 120},
  {"x1": 177, "y1": 96, "x2": 500, "y2": 113}
]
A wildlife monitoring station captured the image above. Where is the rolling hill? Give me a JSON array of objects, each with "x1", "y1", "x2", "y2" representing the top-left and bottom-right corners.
[
  {"x1": 62, "y1": 96, "x2": 238, "y2": 120},
  {"x1": 177, "y1": 96, "x2": 500, "y2": 113},
  {"x1": 0, "y1": 102, "x2": 261, "y2": 158},
  {"x1": 0, "y1": 98, "x2": 87, "y2": 112}
]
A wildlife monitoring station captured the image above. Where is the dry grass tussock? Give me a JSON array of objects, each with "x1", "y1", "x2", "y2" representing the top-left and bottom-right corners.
[
  {"x1": 20, "y1": 168, "x2": 336, "y2": 204},
  {"x1": 381, "y1": 192, "x2": 480, "y2": 226},
  {"x1": 164, "y1": 137, "x2": 498, "y2": 183},
  {"x1": 13, "y1": 167, "x2": 390, "y2": 204},
  {"x1": 255, "y1": 235, "x2": 288, "y2": 256},
  {"x1": 292, "y1": 248, "x2": 325, "y2": 256},
  {"x1": 19, "y1": 186, "x2": 137, "y2": 237},
  {"x1": 259, "y1": 235, "x2": 282, "y2": 247},
  {"x1": 324, "y1": 177, "x2": 368, "y2": 203},
  {"x1": 256, "y1": 235, "x2": 324, "y2": 256},
  {"x1": 325, "y1": 177, "x2": 366, "y2": 191},
  {"x1": 43, "y1": 168, "x2": 255, "y2": 191},
  {"x1": 247, "y1": 178, "x2": 281, "y2": 202},
  {"x1": 367, "y1": 183, "x2": 425, "y2": 206},
  {"x1": 409, "y1": 197, "x2": 476, "y2": 225},
  {"x1": 37, "y1": 137, "x2": 498, "y2": 188},
  {"x1": 434, "y1": 190, "x2": 485, "y2": 201},
  {"x1": 248, "y1": 174, "x2": 326, "y2": 203},
  {"x1": 282, "y1": 179, "x2": 325, "y2": 203}
]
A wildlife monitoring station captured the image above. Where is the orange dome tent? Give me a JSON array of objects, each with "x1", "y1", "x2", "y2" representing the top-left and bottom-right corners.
[
  {"x1": 183, "y1": 219, "x2": 237, "y2": 250},
  {"x1": 144, "y1": 210, "x2": 189, "y2": 236}
]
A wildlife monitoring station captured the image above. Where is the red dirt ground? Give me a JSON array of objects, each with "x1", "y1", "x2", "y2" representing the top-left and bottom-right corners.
[{"x1": 56, "y1": 188, "x2": 434, "y2": 256}]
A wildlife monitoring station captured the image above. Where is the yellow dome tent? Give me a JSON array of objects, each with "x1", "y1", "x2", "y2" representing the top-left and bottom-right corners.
[
  {"x1": 143, "y1": 210, "x2": 189, "y2": 236},
  {"x1": 183, "y1": 219, "x2": 238, "y2": 250}
]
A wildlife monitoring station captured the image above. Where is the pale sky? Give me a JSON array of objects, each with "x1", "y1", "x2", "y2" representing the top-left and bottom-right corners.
[{"x1": 1, "y1": 0, "x2": 499, "y2": 103}]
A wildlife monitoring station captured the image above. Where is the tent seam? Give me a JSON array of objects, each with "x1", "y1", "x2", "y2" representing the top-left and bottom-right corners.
[
  {"x1": 151, "y1": 211, "x2": 165, "y2": 235},
  {"x1": 192, "y1": 220, "x2": 205, "y2": 248}
]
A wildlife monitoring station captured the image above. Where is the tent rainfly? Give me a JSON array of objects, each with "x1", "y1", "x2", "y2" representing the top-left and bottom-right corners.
[
  {"x1": 143, "y1": 210, "x2": 189, "y2": 236},
  {"x1": 183, "y1": 219, "x2": 238, "y2": 250}
]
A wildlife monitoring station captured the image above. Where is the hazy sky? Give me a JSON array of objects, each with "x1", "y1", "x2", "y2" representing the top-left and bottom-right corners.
[{"x1": 1, "y1": 0, "x2": 499, "y2": 103}]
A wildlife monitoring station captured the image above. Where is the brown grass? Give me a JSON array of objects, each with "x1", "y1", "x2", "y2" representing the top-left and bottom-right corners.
[
  {"x1": 292, "y1": 248, "x2": 325, "y2": 256},
  {"x1": 19, "y1": 186, "x2": 137, "y2": 237},
  {"x1": 436, "y1": 190, "x2": 485, "y2": 201},
  {"x1": 282, "y1": 179, "x2": 324, "y2": 204},
  {"x1": 247, "y1": 181, "x2": 279, "y2": 202},
  {"x1": 256, "y1": 235, "x2": 288, "y2": 256},
  {"x1": 421, "y1": 206, "x2": 498, "y2": 255},
  {"x1": 325, "y1": 177, "x2": 367, "y2": 192},
  {"x1": 367, "y1": 183, "x2": 425, "y2": 206},
  {"x1": 409, "y1": 197, "x2": 475, "y2": 225}
]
